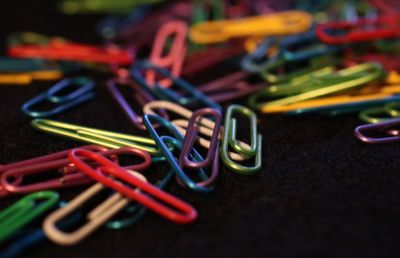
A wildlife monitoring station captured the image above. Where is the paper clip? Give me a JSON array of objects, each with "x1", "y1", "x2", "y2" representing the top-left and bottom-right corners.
[
  {"x1": 359, "y1": 101, "x2": 400, "y2": 123},
  {"x1": 59, "y1": 0, "x2": 162, "y2": 14},
  {"x1": 189, "y1": 10, "x2": 313, "y2": 44},
  {"x1": 107, "y1": 77, "x2": 169, "y2": 130},
  {"x1": 316, "y1": 15, "x2": 400, "y2": 44},
  {"x1": 131, "y1": 61, "x2": 221, "y2": 110},
  {"x1": 143, "y1": 100, "x2": 248, "y2": 161},
  {"x1": 68, "y1": 148, "x2": 197, "y2": 223},
  {"x1": 143, "y1": 114, "x2": 218, "y2": 192},
  {"x1": 43, "y1": 147, "x2": 151, "y2": 245},
  {"x1": 8, "y1": 40, "x2": 134, "y2": 65},
  {"x1": 354, "y1": 117, "x2": 400, "y2": 144},
  {"x1": 21, "y1": 77, "x2": 94, "y2": 118},
  {"x1": 369, "y1": 0, "x2": 400, "y2": 14},
  {"x1": 248, "y1": 62, "x2": 384, "y2": 112},
  {"x1": 0, "y1": 71, "x2": 63, "y2": 85},
  {"x1": 31, "y1": 119, "x2": 161, "y2": 155},
  {"x1": 197, "y1": 71, "x2": 264, "y2": 103},
  {"x1": 221, "y1": 105, "x2": 262, "y2": 174},
  {"x1": 0, "y1": 191, "x2": 59, "y2": 243},
  {"x1": 146, "y1": 20, "x2": 187, "y2": 88},
  {"x1": 0, "y1": 146, "x2": 138, "y2": 194}
]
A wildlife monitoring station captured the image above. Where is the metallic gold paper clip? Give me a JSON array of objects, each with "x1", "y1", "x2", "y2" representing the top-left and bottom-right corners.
[
  {"x1": 354, "y1": 117, "x2": 400, "y2": 144},
  {"x1": 248, "y1": 62, "x2": 384, "y2": 112},
  {"x1": 221, "y1": 105, "x2": 262, "y2": 174},
  {"x1": 189, "y1": 10, "x2": 313, "y2": 44},
  {"x1": 31, "y1": 119, "x2": 160, "y2": 155},
  {"x1": 0, "y1": 191, "x2": 59, "y2": 243},
  {"x1": 43, "y1": 147, "x2": 151, "y2": 245},
  {"x1": 146, "y1": 20, "x2": 187, "y2": 88},
  {"x1": 21, "y1": 77, "x2": 94, "y2": 117}
]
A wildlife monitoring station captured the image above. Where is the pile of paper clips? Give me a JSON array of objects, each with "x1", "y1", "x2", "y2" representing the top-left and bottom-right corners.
[{"x1": 2, "y1": 0, "x2": 400, "y2": 256}]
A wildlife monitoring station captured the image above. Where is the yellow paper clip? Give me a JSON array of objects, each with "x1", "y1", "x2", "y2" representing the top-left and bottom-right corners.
[
  {"x1": 0, "y1": 71, "x2": 63, "y2": 85},
  {"x1": 189, "y1": 10, "x2": 313, "y2": 44}
]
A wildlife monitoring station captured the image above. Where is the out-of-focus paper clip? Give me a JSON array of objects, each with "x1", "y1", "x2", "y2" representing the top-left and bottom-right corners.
[
  {"x1": 59, "y1": 0, "x2": 163, "y2": 14},
  {"x1": 6, "y1": 32, "x2": 67, "y2": 47},
  {"x1": 266, "y1": 84, "x2": 400, "y2": 114},
  {"x1": 369, "y1": 0, "x2": 400, "y2": 14},
  {"x1": 68, "y1": 148, "x2": 197, "y2": 223},
  {"x1": 21, "y1": 77, "x2": 94, "y2": 117},
  {"x1": 31, "y1": 119, "x2": 161, "y2": 155},
  {"x1": 359, "y1": 99, "x2": 400, "y2": 123},
  {"x1": 8, "y1": 40, "x2": 134, "y2": 65},
  {"x1": 197, "y1": 71, "x2": 264, "y2": 103},
  {"x1": 354, "y1": 117, "x2": 400, "y2": 143},
  {"x1": 144, "y1": 114, "x2": 218, "y2": 192},
  {"x1": 146, "y1": 21, "x2": 187, "y2": 88},
  {"x1": 0, "y1": 191, "x2": 59, "y2": 243},
  {"x1": 43, "y1": 147, "x2": 151, "y2": 245},
  {"x1": 0, "y1": 71, "x2": 63, "y2": 85},
  {"x1": 316, "y1": 15, "x2": 400, "y2": 44},
  {"x1": 189, "y1": 10, "x2": 313, "y2": 44},
  {"x1": 248, "y1": 62, "x2": 384, "y2": 112},
  {"x1": 107, "y1": 77, "x2": 169, "y2": 130},
  {"x1": 132, "y1": 61, "x2": 221, "y2": 110},
  {"x1": 143, "y1": 100, "x2": 250, "y2": 161},
  {"x1": 221, "y1": 105, "x2": 262, "y2": 174}
]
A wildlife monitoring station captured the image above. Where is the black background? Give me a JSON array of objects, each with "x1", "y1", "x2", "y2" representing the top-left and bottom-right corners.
[{"x1": 1, "y1": 1, "x2": 400, "y2": 258}]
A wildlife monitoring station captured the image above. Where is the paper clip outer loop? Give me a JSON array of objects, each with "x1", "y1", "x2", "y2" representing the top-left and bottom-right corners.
[
  {"x1": 221, "y1": 105, "x2": 262, "y2": 174},
  {"x1": 0, "y1": 191, "x2": 59, "y2": 243},
  {"x1": 179, "y1": 108, "x2": 222, "y2": 169},
  {"x1": 68, "y1": 148, "x2": 197, "y2": 224},
  {"x1": 21, "y1": 77, "x2": 94, "y2": 118},
  {"x1": 132, "y1": 61, "x2": 221, "y2": 111},
  {"x1": 146, "y1": 20, "x2": 187, "y2": 88},
  {"x1": 354, "y1": 117, "x2": 400, "y2": 143},
  {"x1": 143, "y1": 114, "x2": 217, "y2": 192}
]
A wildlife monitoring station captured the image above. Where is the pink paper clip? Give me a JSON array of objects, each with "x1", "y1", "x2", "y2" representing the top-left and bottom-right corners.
[
  {"x1": 68, "y1": 148, "x2": 197, "y2": 224},
  {"x1": 0, "y1": 146, "x2": 151, "y2": 195},
  {"x1": 182, "y1": 41, "x2": 244, "y2": 76},
  {"x1": 146, "y1": 20, "x2": 187, "y2": 88},
  {"x1": 197, "y1": 71, "x2": 265, "y2": 103}
]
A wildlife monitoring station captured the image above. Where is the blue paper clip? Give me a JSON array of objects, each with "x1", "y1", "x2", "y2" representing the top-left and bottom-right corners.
[
  {"x1": 21, "y1": 77, "x2": 95, "y2": 117},
  {"x1": 143, "y1": 114, "x2": 218, "y2": 193},
  {"x1": 131, "y1": 61, "x2": 221, "y2": 111}
]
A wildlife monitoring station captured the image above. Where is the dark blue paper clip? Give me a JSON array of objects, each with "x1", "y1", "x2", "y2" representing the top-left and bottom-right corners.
[
  {"x1": 21, "y1": 77, "x2": 95, "y2": 118},
  {"x1": 131, "y1": 61, "x2": 221, "y2": 111},
  {"x1": 143, "y1": 114, "x2": 218, "y2": 193}
]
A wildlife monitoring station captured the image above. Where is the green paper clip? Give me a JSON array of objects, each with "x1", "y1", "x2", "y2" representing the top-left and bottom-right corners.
[
  {"x1": 221, "y1": 105, "x2": 262, "y2": 174},
  {"x1": 31, "y1": 119, "x2": 161, "y2": 155},
  {"x1": 0, "y1": 191, "x2": 59, "y2": 243}
]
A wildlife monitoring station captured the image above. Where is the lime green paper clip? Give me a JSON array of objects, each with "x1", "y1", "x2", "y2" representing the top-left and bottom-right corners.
[
  {"x1": 221, "y1": 105, "x2": 262, "y2": 175},
  {"x1": 249, "y1": 62, "x2": 384, "y2": 112},
  {"x1": 59, "y1": 0, "x2": 163, "y2": 14},
  {"x1": 31, "y1": 119, "x2": 161, "y2": 155},
  {"x1": 0, "y1": 191, "x2": 59, "y2": 243},
  {"x1": 359, "y1": 102, "x2": 400, "y2": 124}
]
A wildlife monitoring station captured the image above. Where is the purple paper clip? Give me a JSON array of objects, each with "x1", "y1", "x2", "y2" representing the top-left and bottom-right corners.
[
  {"x1": 179, "y1": 108, "x2": 222, "y2": 169},
  {"x1": 197, "y1": 71, "x2": 265, "y2": 103},
  {"x1": 354, "y1": 117, "x2": 400, "y2": 144},
  {"x1": 107, "y1": 77, "x2": 169, "y2": 130}
]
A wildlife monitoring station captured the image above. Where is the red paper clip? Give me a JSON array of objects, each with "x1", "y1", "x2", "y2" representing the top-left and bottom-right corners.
[
  {"x1": 316, "y1": 15, "x2": 400, "y2": 44},
  {"x1": 8, "y1": 40, "x2": 134, "y2": 65},
  {"x1": 146, "y1": 20, "x2": 187, "y2": 88},
  {"x1": 68, "y1": 148, "x2": 197, "y2": 224},
  {"x1": 369, "y1": 0, "x2": 400, "y2": 14},
  {"x1": 0, "y1": 146, "x2": 151, "y2": 195}
]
